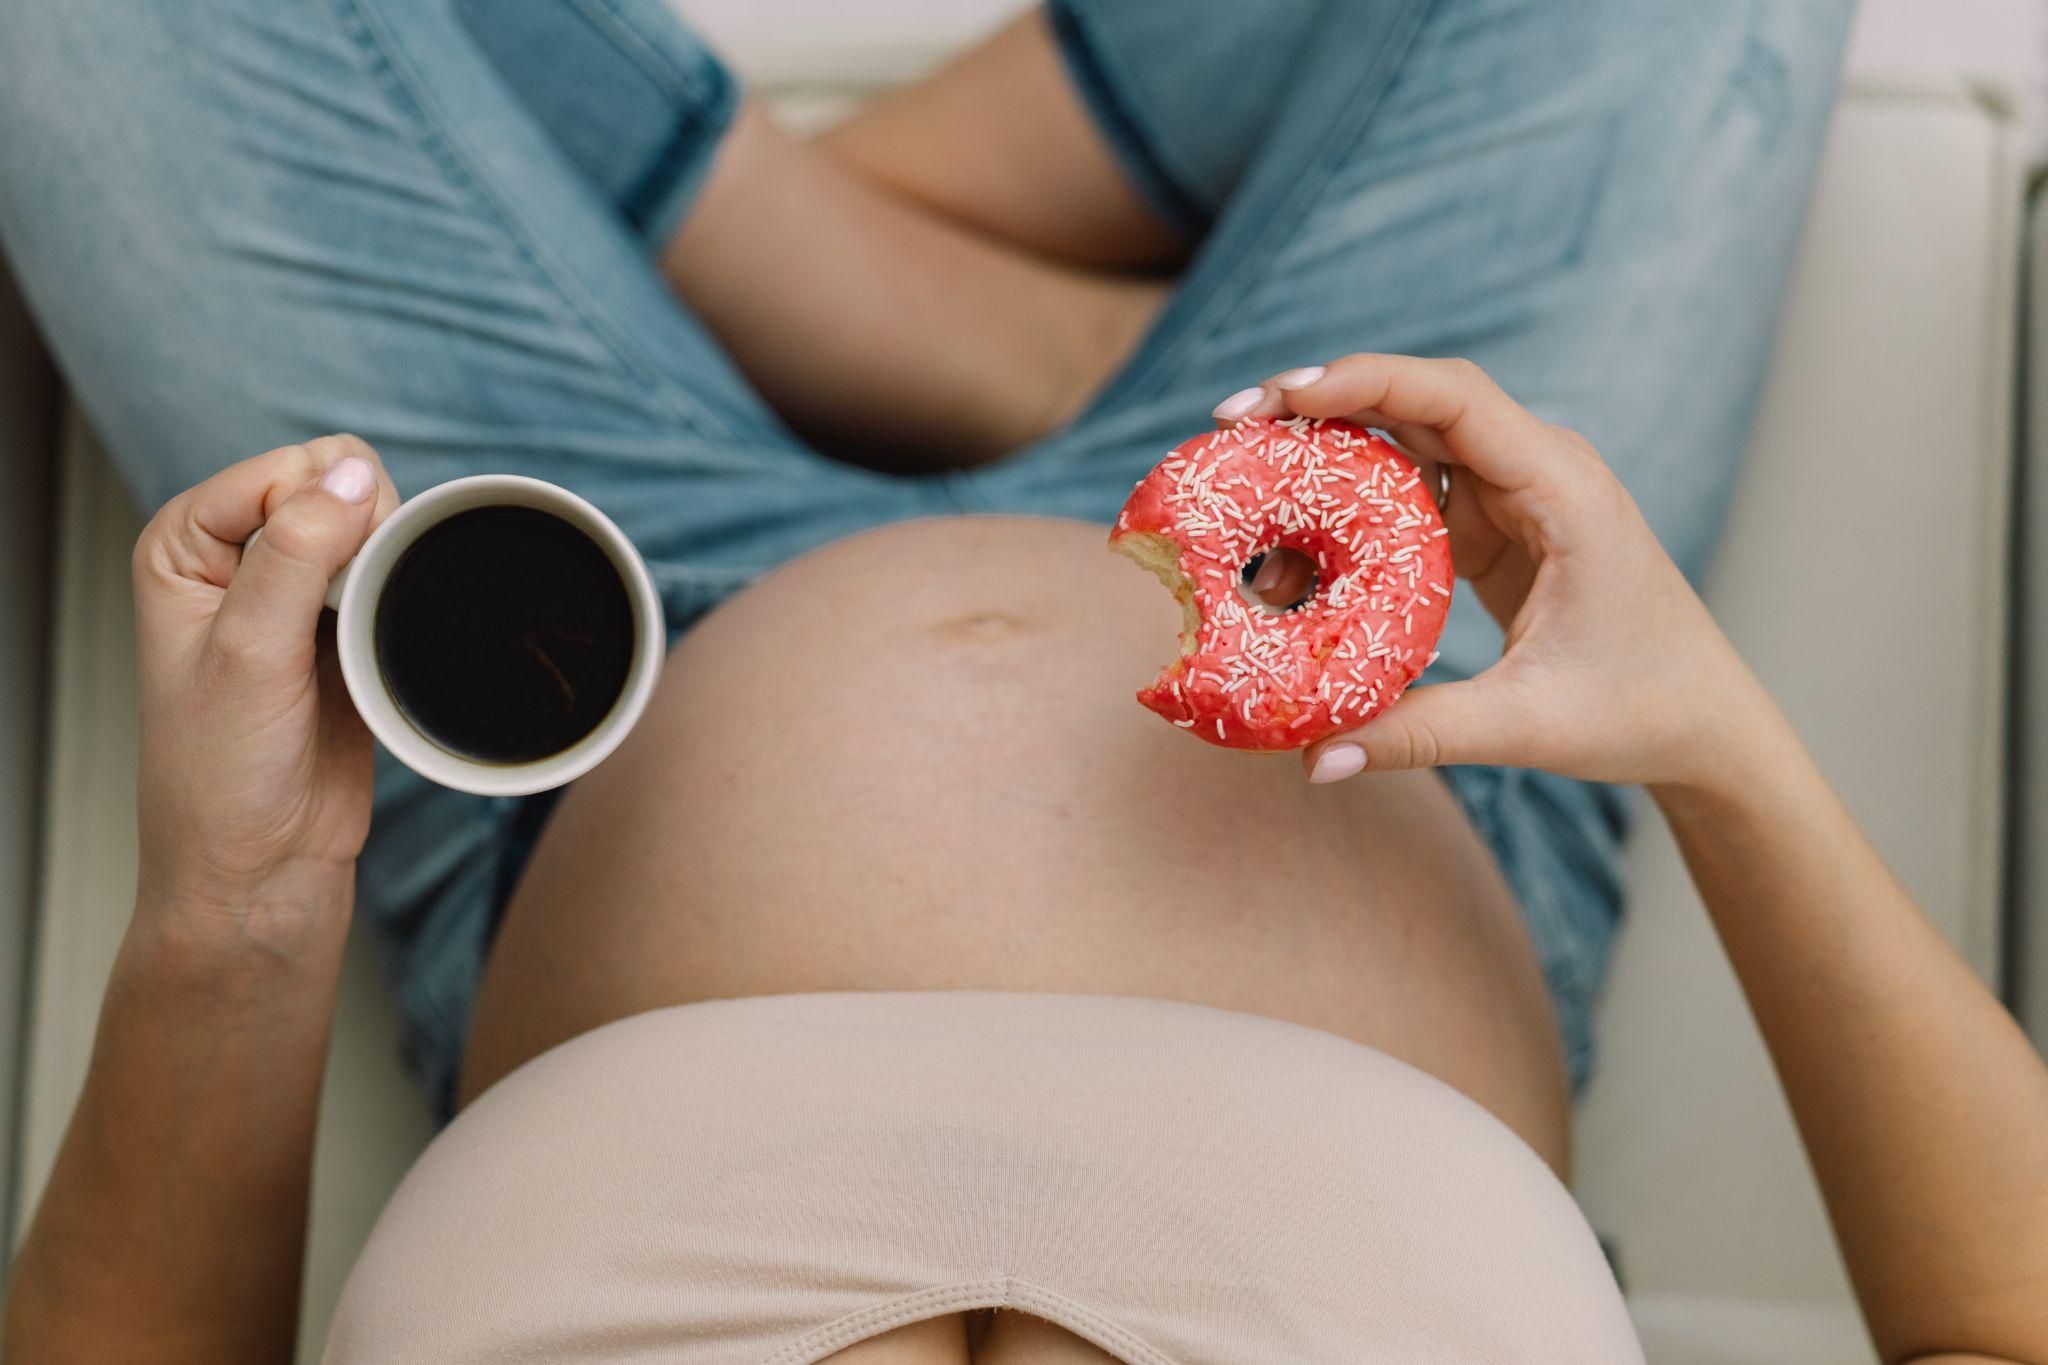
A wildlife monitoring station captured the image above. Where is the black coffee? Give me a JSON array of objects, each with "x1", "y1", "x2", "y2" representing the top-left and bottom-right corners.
[{"x1": 375, "y1": 506, "x2": 636, "y2": 765}]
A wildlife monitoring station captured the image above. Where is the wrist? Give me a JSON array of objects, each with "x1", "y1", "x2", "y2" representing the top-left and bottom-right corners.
[
  {"x1": 1650, "y1": 711, "x2": 1815, "y2": 852},
  {"x1": 132, "y1": 859, "x2": 355, "y2": 974},
  {"x1": 1650, "y1": 664, "x2": 1801, "y2": 812}
]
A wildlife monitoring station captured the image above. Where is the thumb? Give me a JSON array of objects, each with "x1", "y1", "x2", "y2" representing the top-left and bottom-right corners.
[
  {"x1": 1301, "y1": 674, "x2": 1530, "y2": 781},
  {"x1": 206, "y1": 456, "x2": 379, "y2": 677}
]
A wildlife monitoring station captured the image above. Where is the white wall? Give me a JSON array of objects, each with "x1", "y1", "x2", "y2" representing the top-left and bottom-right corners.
[{"x1": 1849, "y1": 0, "x2": 2048, "y2": 157}]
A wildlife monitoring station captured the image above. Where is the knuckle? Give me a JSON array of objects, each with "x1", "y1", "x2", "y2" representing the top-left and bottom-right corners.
[
  {"x1": 131, "y1": 503, "x2": 187, "y2": 585},
  {"x1": 1525, "y1": 492, "x2": 1579, "y2": 547},
  {"x1": 303, "y1": 432, "x2": 368, "y2": 467},
  {"x1": 1406, "y1": 724, "x2": 1443, "y2": 769},
  {"x1": 1376, "y1": 722, "x2": 1438, "y2": 771},
  {"x1": 1441, "y1": 356, "x2": 1491, "y2": 388},
  {"x1": 254, "y1": 498, "x2": 338, "y2": 565},
  {"x1": 1584, "y1": 460, "x2": 1628, "y2": 504},
  {"x1": 1555, "y1": 464, "x2": 1629, "y2": 526},
  {"x1": 1548, "y1": 423, "x2": 1607, "y2": 466},
  {"x1": 130, "y1": 521, "x2": 164, "y2": 580},
  {"x1": 265, "y1": 442, "x2": 319, "y2": 479}
]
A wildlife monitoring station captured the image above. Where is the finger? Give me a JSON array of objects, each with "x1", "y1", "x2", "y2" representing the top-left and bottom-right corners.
[
  {"x1": 1211, "y1": 382, "x2": 1289, "y2": 426},
  {"x1": 136, "y1": 435, "x2": 396, "y2": 591},
  {"x1": 193, "y1": 433, "x2": 397, "y2": 556},
  {"x1": 1362, "y1": 416, "x2": 1455, "y2": 475},
  {"x1": 1352, "y1": 422, "x2": 1455, "y2": 520},
  {"x1": 1212, "y1": 380, "x2": 1464, "y2": 523},
  {"x1": 1351, "y1": 416, "x2": 1529, "y2": 628},
  {"x1": 1213, "y1": 361, "x2": 1343, "y2": 425},
  {"x1": 1249, "y1": 375, "x2": 1468, "y2": 524},
  {"x1": 1301, "y1": 674, "x2": 1531, "y2": 780},
  {"x1": 1248, "y1": 386, "x2": 1520, "y2": 603},
  {"x1": 204, "y1": 456, "x2": 380, "y2": 678},
  {"x1": 1266, "y1": 354, "x2": 1554, "y2": 491},
  {"x1": 1247, "y1": 547, "x2": 1316, "y2": 609}
]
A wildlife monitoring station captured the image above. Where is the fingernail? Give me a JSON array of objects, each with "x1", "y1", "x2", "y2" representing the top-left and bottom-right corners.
[
  {"x1": 1251, "y1": 554, "x2": 1286, "y2": 594},
  {"x1": 320, "y1": 456, "x2": 375, "y2": 504},
  {"x1": 1275, "y1": 365, "x2": 1325, "y2": 391},
  {"x1": 1213, "y1": 387, "x2": 1264, "y2": 422},
  {"x1": 1309, "y1": 743, "x2": 1366, "y2": 784}
]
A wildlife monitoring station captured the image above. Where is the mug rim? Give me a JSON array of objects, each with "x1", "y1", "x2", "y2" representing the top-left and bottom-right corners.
[{"x1": 335, "y1": 474, "x2": 665, "y2": 798}]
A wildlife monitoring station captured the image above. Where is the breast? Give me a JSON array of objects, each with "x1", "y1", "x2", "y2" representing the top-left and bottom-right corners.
[{"x1": 461, "y1": 516, "x2": 1569, "y2": 1164}]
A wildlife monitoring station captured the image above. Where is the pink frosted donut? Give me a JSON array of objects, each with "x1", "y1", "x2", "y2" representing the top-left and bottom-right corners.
[{"x1": 1110, "y1": 416, "x2": 1452, "y2": 751}]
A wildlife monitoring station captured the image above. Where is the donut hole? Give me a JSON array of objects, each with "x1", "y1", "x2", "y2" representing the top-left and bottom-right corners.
[{"x1": 1239, "y1": 547, "x2": 1318, "y2": 614}]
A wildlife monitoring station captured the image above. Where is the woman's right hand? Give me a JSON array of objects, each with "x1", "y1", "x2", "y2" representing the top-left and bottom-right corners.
[
  {"x1": 1216, "y1": 353, "x2": 1772, "y2": 793},
  {"x1": 131, "y1": 435, "x2": 399, "y2": 946}
]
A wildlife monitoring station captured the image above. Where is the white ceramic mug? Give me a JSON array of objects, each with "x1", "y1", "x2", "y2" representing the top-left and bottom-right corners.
[{"x1": 321, "y1": 475, "x2": 664, "y2": 797}]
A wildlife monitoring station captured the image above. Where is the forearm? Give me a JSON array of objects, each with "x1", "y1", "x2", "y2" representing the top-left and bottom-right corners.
[
  {"x1": 1653, "y1": 696, "x2": 2048, "y2": 1364},
  {"x1": 3, "y1": 883, "x2": 350, "y2": 1363}
]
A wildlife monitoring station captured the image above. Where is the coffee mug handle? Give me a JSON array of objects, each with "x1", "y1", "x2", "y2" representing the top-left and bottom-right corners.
[
  {"x1": 241, "y1": 526, "x2": 355, "y2": 613},
  {"x1": 324, "y1": 558, "x2": 352, "y2": 613}
]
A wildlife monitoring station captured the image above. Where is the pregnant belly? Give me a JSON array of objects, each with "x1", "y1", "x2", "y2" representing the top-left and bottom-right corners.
[{"x1": 462, "y1": 515, "x2": 1569, "y2": 1166}]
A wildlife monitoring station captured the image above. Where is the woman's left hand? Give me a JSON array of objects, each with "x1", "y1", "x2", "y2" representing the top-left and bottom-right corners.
[
  {"x1": 130, "y1": 434, "x2": 399, "y2": 940},
  {"x1": 1212, "y1": 356, "x2": 1763, "y2": 792}
]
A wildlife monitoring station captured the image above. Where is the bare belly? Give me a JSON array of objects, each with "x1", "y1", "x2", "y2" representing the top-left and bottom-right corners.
[{"x1": 461, "y1": 517, "x2": 1567, "y2": 1362}]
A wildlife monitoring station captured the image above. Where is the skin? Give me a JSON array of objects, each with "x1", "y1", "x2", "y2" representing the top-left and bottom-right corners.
[
  {"x1": 6, "y1": 18, "x2": 2046, "y2": 1365},
  {"x1": 658, "y1": 16, "x2": 1171, "y2": 472},
  {"x1": 813, "y1": 11, "x2": 1188, "y2": 274}
]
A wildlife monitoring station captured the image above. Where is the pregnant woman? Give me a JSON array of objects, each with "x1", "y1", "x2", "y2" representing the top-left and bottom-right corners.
[
  {"x1": 8, "y1": 1, "x2": 2044, "y2": 1361},
  {"x1": 13, "y1": 360, "x2": 2048, "y2": 1362}
]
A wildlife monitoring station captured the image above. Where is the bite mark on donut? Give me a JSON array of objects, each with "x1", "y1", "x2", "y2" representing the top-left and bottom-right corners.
[{"x1": 1109, "y1": 530, "x2": 1201, "y2": 663}]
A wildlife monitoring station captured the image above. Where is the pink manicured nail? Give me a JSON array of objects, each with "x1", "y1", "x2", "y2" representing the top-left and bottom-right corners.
[
  {"x1": 1251, "y1": 554, "x2": 1286, "y2": 594},
  {"x1": 1213, "y1": 387, "x2": 1264, "y2": 421},
  {"x1": 1275, "y1": 366, "x2": 1326, "y2": 390},
  {"x1": 1309, "y1": 743, "x2": 1366, "y2": 784},
  {"x1": 320, "y1": 456, "x2": 375, "y2": 504}
]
